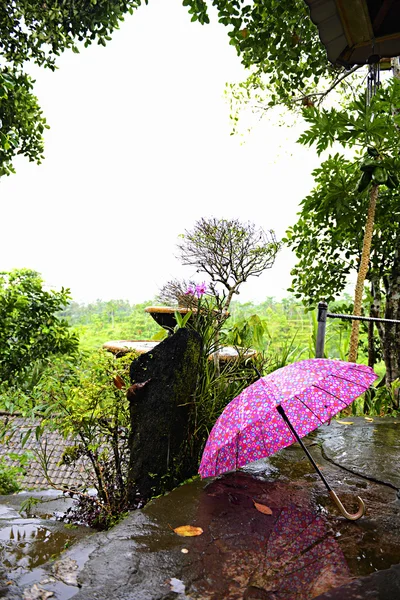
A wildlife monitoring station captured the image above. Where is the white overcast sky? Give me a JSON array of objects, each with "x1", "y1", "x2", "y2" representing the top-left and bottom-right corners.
[{"x1": 0, "y1": 0, "x2": 321, "y2": 305}]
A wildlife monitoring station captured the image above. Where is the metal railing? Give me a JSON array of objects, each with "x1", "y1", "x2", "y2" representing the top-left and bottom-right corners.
[{"x1": 315, "y1": 301, "x2": 400, "y2": 358}]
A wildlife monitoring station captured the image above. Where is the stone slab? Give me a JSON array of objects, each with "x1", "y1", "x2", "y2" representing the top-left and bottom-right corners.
[{"x1": 4, "y1": 418, "x2": 400, "y2": 600}]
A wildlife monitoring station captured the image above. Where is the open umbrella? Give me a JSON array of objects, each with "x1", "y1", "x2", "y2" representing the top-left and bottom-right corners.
[{"x1": 199, "y1": 358, "x2": 378, "y2": 520}]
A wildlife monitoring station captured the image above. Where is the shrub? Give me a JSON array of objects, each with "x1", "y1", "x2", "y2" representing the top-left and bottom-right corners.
[
  {"x1": 1, "y1": 350, "x2": 139, "y2": 529},
  {"x1": 0, "y1": 459, "x2": 22, "y2": 494}
]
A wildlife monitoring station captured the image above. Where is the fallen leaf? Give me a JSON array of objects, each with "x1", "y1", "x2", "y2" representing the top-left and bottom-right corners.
[
  {"x1": 365, "y1": 417, "x2": 374, "y2": 422},
  {"x1": 336, "y1": 420, "x2": 354, "y2": 425},
  {"x1": 113, "y1": 375, "x2": 125, "y2": 389},
  {"x1": 253, "y1": 500, "x2": 273, "y2": 515},
  {"x1": 173, "y1": 525, "x2": 203, "y2": 537}
]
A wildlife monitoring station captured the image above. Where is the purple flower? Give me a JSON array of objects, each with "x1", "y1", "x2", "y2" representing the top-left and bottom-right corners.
[
  {"x1": 195, "y1": 282, "x2": 207, "y2": 297},
  {"x1": 185, "y1": 285, "x2": 196, "y2": 296}
]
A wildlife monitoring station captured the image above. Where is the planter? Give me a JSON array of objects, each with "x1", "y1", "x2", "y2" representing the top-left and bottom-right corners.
[{"x1": 144, "y1": 306, "x2": 194, "y2": 332}]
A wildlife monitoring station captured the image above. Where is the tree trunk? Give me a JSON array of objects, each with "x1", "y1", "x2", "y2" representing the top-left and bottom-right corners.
[
  {"x1": 367, "y1": 316, "x2": 375, "y2": 368},
  {"x1": 381, "y1": 237, "x2": 400, "y2": 408},
  {"x1": 348, "y1": 184, "x2": 379, "y2": 362},
  {"x1": 392, "y1": 57, "x2": 400, "y2": 80},
  {"x1": 370, "y1": 277, "x2": 384, "y2": 361}
]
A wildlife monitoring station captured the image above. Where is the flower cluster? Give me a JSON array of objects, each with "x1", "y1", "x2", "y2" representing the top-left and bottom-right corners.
[{"x1": 185, "y1": 282, "x2": 207, "y2": 298}]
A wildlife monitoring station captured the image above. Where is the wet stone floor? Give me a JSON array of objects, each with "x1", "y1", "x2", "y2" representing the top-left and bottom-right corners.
[{"x1": 0, "y1": 417, "x2": 400, "y2": 599}]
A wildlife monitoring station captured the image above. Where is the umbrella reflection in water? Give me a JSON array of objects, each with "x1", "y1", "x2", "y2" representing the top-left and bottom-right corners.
[{"x1": 246, "y1": 504, "x2": 351, "y2": 599}]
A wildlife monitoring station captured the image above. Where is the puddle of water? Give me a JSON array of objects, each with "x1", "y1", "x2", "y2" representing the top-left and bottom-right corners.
[
  {"x1": 17, "y1": 567, "x2": 80, "y2": 600},
  {"x1": 0, "y1": 490, "x2": 95, "y2": 599},
  {"x1": 0, "y1": 520, "x2": 80, "y2": 572},
  {"x1": 346, "y1": 529, "x2": 400, "y2": 577},
  {"x1": 16, "y1": 541, "x2": 100, "y2": 600}
]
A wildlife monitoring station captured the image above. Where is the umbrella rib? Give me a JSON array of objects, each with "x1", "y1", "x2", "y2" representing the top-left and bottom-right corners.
[
  {"x1": 329, "y1": 372, "x2": 368, "y2": 387},
  {"x1": 294, "y1": 396, "x2": 326, "y2": 425},
  {"x1": 312, "y1": 384, "x2": 348, "y2": 407}
]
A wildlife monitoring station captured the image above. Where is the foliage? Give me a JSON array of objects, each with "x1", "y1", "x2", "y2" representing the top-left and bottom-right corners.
[
  {"x1": 0, "y1": 0, "x2": 144, "y2": 175},
  {"x1": 298, "y1": 88, "x2": 400, "y2": 157},
  {"x1": 1, "y1": 1, "x2": 143, "y2": 70},
  {"x1": 62, "y1": 294, "x2": 373, "y2": 366},
  {"x1": 351, "y1": 377, "x2": 400, "y2": 416},
  {"x1": 284, "y1": 81, "x2": 400, "y2": 301},
  {"x1": 1, "y1": 350, "x2": 138, "y2": 529},
  {"x1": 284, "y1": 79, "x2": 400, "y2": 397},
  {"x1": 177, "y1": 217, "x2": 281, "y2": 312},
  {"x1": 182, "y1": 292, "x2": 265, "y2": 460},
  {"x1": 0, "y1": 68, "x2": 48, "y2": 176},
  {"x1": 224, "y1": 313, "x2": 270, "y2": 352},
  {"x1": 185, "y1": 0, "x2": 342, "y2": 108},
  {"x1": 0, "y1": 459, "x2": 21, "y2": 494},
  {"x1": 193, "y1": 0, "x2": 365, "y2": 131},
  {"x1": 0, "y1": 450, "x2": 36, "y2": 494},
  {"x1": 0, "y1": 269, "x2": 78, "y2": 384},
  {"x1": 61, "y1": 299, "x2": 161, "y2": 351}
]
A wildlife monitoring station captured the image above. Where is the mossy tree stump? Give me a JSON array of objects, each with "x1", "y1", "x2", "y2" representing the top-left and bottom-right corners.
[{"x1": 127, "y1": 328, "x2": 201, "y2": 501}]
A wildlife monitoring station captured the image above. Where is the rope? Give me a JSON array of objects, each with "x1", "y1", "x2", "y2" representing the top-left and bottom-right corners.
[{"x1": 327, "y1": 312, "x2": 400, "y2": 325}]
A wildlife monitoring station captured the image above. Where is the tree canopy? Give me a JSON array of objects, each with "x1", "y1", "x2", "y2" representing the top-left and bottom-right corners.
[
  {"x1": 1, "y1": 1, "x2": 143, "y2": 69},
  {"x1": 0, "y1": 0, "x2": 143, "y2": 175},
  {"x1": 184, "y1": 0, "x2": 359, "y2": 118}
]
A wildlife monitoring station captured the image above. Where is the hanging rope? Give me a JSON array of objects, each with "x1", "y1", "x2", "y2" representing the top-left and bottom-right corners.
[{"x1": 366, "y1": 53, "x2": 381, "y2": 105}]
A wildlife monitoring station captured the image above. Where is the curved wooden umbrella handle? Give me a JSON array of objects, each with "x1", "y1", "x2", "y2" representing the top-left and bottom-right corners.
[{"x1": 329, "y1": 490, "x2": 366, "y2": 521}]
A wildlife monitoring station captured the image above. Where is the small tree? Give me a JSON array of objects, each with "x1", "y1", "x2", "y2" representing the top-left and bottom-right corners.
[
  {"x1": 0, "y1": 269, "x2": 78, "y2": 383},
  {"x1": 177, "y1": 217, "x2": 281, "y2": 314},
  {"x1": 156, "y1": 219, "x2": 279, "y2": 459}
]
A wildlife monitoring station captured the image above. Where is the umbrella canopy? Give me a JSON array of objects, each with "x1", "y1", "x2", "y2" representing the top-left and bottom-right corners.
[{"x1": 199, "y1": 359, "x2": 377, "y2": 479}]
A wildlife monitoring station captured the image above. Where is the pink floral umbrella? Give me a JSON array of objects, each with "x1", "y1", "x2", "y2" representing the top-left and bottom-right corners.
[{"x1": 199, "y1": 358, "x2": 378, "y2": 520}]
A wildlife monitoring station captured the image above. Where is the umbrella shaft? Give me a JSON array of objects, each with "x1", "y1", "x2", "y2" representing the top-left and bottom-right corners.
[{"x1": 276, "y1": 405, "x2": 332, "y2": 492}]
